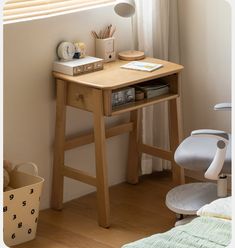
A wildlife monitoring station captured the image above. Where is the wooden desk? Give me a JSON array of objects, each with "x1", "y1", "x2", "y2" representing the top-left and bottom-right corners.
[{"x1": 51, "y1": 57, "x2": 184, "y2": 228}]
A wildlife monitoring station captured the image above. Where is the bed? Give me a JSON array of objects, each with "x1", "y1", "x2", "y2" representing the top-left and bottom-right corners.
[{"x1": 122, "y1": 197, "x2": 232, "y2": 248}]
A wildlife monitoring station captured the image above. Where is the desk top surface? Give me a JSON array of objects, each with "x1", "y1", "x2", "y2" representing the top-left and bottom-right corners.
[{"x1": 53, "y1": 57, "x2": 183, "y2": 90}]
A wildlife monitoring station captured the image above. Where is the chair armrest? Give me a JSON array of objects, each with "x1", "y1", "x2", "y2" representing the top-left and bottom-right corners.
[
  {"x1": 191, "y1": 129, "x2": 229, "y2": 180},
  {"x1": 214, "y1": 103, "x2": 231, "y2": 111},
  {"x1": 191, "y1": 129, "x2": 229, "y2": 141}
]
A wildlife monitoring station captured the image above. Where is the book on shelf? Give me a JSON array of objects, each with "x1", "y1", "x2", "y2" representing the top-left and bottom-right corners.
[
  {"x1": 121, "y1": 61, "x2": 163, "y2": 72},
  {"x1": 136, "y1": 83, "x2": 169, "y2": 99}
]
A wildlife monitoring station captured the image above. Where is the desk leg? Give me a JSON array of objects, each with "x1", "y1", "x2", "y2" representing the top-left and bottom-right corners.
[
  {"x1": 168, "y1": 99, "x2": 182, "y2": 185},
  {"x1": 127, "y1": 109, "x2": 142, "y2": 184},
  {"x1": 51, "y1": 80, "x2": 67, "y2": 210},
  {"x1": 93, "y1": 89, "x2": 110, "y2": 228}
]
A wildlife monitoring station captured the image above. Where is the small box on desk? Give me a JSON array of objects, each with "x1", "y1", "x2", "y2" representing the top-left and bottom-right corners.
[{"x1": 53, "y1": 56, "x2": 103, "y2": 76}]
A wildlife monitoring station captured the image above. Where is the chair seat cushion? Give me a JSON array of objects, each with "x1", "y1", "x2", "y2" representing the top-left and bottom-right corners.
[{"x1": 174, "y1": 134, "x2": 231, "y2": 174}]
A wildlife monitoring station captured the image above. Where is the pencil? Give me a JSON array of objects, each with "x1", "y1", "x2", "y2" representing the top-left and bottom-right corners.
[{"x1": 110, "y1": 26, "x2": 116, "y2": 37}]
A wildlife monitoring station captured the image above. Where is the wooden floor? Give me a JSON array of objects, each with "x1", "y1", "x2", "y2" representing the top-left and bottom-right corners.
[{"x1": 15, "y1": 172, "x2": 177, "y2": 248}]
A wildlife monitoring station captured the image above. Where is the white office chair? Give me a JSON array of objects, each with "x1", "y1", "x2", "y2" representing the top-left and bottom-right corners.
[{"x1": 166, "y1": 103, "x2": 231, "y2": 223}]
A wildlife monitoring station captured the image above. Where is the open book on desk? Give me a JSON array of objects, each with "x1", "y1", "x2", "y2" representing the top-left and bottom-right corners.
[{"x1": 121, "y1": 61, "x2": 163, "y2": 72}]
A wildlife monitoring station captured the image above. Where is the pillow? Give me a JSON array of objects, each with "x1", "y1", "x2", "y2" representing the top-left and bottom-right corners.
[{"x1": 197, "y1": 196, "x2": 231, "y2": 220}]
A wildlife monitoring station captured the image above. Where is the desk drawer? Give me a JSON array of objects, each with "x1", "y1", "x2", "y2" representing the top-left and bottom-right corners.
[{"x1": 67, "y1": 82, "x2": 93, "y2": 112}]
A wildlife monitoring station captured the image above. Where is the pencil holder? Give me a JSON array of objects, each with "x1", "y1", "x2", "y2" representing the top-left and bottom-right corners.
[{"x1": 95, "y1": 37, "x2": 116, "y2": 63}]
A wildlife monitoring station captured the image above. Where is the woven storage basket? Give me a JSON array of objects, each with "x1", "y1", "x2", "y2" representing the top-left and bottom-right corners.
[{"x1": 3, "y1": 163, "x2": 44, "y2": 246}]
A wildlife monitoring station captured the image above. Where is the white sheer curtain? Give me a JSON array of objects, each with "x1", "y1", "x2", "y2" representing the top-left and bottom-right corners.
[{"x1": 134, "y1": 0, "x2": 180, "y2": 174}]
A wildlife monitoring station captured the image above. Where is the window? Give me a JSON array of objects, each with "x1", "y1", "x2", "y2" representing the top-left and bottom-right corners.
[{"x1": 3, "y1": 0, "x2": 115, "y2": 24}]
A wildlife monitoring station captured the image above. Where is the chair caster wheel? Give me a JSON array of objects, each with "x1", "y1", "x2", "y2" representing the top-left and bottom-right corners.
[{"x1": 176, "y1": 214, "x2": 184, "y2": 220}]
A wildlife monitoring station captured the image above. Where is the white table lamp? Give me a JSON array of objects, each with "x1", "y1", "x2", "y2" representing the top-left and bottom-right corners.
[{"x1": 114, "y1": 0, "x2": 145, "y2": 61}]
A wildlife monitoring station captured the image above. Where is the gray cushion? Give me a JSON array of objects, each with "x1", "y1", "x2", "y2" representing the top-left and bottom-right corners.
[{"x1": 174, "y1": 134, "x2": 231, "y2": 174}]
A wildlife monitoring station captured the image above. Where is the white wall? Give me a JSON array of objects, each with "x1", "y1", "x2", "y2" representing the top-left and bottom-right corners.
[
  {"x1": 3, "y1": 5, "x2": 132, "y2": 209},
  {"x1": 178, "y1": 0, "x2": 232, "y2": 136}
]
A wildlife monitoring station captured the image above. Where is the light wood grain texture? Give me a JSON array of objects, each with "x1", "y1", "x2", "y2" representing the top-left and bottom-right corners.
[
  {"x1": 53, "y1": 57, "x2": 184, "y2": 90},
  {"x1": 64, "y1": 122, "x2": 134, "y2": 151},
  {"x1": 127, "y1": 110, "x2": 142, "y2": 184},
  {"x1": 63, "y1": 166, "x2": 97, "y2": 186},
  {"x1": 111, "y1": 93, "x2": 178, "y2": 116},
  {"x1": 51, "y1": 80, "x2": 67, "y2": 210},
  {"x1": 103, "y1": 89, "x2": 112, "y2": 115},
  {"x1": 15, "y1": 172, "x2": 177, "y2": 248},
  {"x1": 176, "y1": 74, "x2": 185, "y2": 184},
  {"x1": 92, "y1": 89, "x2": 110, "y2": 228},
  {"x1": 118, "y1": 50, "x2": 145, "y2": 61},
  {"x1": 168, "y1": 99, "x2": 182, "y2": 185},
  {"x1": 67, "y1": 82, "x2": 94, "y2": 111},
  {"x1": 139, "y1": 144, "x2": 172, "y2": 161}
]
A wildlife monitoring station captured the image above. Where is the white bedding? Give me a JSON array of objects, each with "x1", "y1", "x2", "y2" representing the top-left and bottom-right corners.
[{"x1": 197, "y1": 196, "x2": 231, "y2": 220}]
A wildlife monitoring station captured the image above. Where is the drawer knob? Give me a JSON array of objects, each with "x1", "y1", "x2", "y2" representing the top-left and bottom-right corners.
[{"x1": 75, "y1": 94, "x2": 84, "y2": 101}]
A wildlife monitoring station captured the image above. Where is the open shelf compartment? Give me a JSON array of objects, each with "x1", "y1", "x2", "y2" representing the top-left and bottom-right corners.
[{"x1": 103, "y1": 73, "x2": 179, "y2": 116}]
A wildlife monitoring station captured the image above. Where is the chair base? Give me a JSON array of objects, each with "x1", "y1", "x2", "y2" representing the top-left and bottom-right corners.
[
  {"x1": 174, "y1": 216, "x2": 197, "y2": 227},
  {"x1": 165, "y1": 182, "x2": 218, "y2": 215}
]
